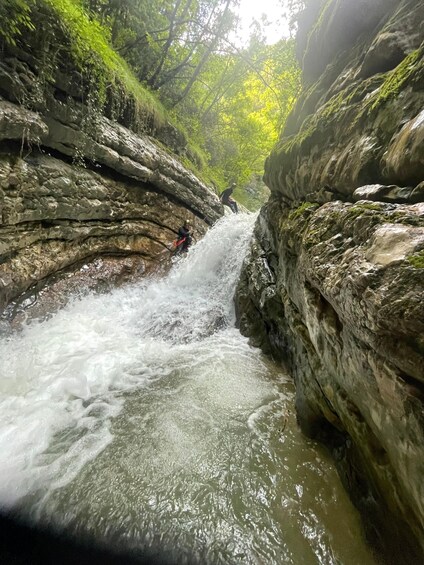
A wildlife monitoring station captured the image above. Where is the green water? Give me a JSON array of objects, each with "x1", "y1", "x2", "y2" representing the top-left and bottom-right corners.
[{"x1": 28, "y1": 335, "x2": 377, "y2": 564}]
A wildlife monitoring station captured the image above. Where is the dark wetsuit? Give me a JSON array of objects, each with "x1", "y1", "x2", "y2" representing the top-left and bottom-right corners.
[
  {"x1": 220, "y1": 188, "x2": 238, "y2": 214},
  {"x1": 177, "y1": 226, "x2": 192, "y2": 252}
]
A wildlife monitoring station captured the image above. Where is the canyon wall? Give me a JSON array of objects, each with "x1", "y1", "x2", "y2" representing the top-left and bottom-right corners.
[
  {"x1": 236, "y1": 0, "x2": 424, "y2": 561},
  {"x1": 0, "y1": 23, "x2": 222, "y2": 318}
]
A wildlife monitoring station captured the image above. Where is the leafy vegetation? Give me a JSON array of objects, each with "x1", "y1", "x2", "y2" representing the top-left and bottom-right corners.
[
  {"x1": 0, "y1": 0, "x2": 35, "y2": 46},
  {"x1": 0, "y1": 0, "x2": 303, "y2": 209}
]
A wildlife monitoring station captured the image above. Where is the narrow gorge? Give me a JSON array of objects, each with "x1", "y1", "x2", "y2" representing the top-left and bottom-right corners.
[{"x1": 0, "y1": 0, "x2": 423, "y2": 563}]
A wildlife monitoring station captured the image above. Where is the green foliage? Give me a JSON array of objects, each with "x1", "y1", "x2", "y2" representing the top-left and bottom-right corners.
[
  {"x1": 41, "y1": 0, "x2": 168, "y2": 130},
  {"x1": 2, "y1": 0, "x2": 302, "y2": 210},
  {"x1": 76, "y1": 0, "x2": 302, "y2": 209},
  {"x1": 0, "y1": 0, "x2": 35, "y2": 45},
  {"x1": 183, "y1": 39, "x2": 301, "y2": 209}
]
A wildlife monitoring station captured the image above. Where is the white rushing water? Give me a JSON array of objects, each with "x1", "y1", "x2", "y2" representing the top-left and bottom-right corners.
[{"x1": 0, "y1": 213, "x2": 377, "y2": 564}]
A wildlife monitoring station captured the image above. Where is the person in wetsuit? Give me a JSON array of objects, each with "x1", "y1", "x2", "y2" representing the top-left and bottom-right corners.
[
  {"x1": 219, "y1": 183, "x2": 238, "y2": 214},
  {"x1": 175, "y1": 219, "x2": 193, "y2": 253}
]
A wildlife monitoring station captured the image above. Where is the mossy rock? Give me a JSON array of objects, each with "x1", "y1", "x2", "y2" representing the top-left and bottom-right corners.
[{"x1": 407, "y1": 250, "x2": 424, "y2": 269}]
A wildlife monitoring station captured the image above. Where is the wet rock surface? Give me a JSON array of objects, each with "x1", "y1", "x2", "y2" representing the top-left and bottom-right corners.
[
  {"x1": 265, "y1": 0, "x2": 424, "y2": 203},
  {"x1": 1, "y1": 255, "x2": 155, "y2": 330},
  {"x1": 353, "y1": 184, "x2": 424, "y2": 204},
  {"x1": 237, "y1": 0, "x2": 424, "y2": 561},
  {"x1": 237, "y1": 200, "x2": 424, "y2": 562},
  {"x1": 0, "y1": 55, "x2": 222, "y2": 314}
]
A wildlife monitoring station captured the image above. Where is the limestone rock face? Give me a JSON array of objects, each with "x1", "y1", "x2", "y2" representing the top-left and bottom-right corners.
[
  {"x1": 266, "y1": 0, "x2": 424, "y2": 203},
  {"x1": 237, "y1": 200, "x2": 424, "y2": 561},
  {"x1": 236, "y1": 0, "x2": 424, "y2": 560},
  {"x1": 0, "y1": 61, "x2": 222, "y2": 314}
]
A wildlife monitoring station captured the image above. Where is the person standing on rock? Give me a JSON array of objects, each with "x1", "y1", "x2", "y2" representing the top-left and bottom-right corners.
[
  {"x1": 174, "y1": 219, "x2": 193, "y2": 253},
  {"x1": 220, "y1": 183, "x2": 239, "y2": 214}
]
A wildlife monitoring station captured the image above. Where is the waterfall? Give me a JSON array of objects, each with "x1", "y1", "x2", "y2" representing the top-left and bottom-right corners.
[{"x1": 0, "y1": 213, "x2": 376, "y2": 564}]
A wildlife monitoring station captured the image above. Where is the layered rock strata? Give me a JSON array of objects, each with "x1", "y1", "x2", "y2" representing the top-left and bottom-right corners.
[
  {"x1": 0, "y1": 56, "x2": 222, "y2": 316},
  {"x1": 236, "y1": 0, "x2": 424, "y2": 561}
]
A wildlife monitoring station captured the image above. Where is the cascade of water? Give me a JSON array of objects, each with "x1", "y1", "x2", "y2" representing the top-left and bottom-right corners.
[
  {"x1": 0, "y1": 213, "x2": 257, "y2": 507},
  {"x1": 0, "y1": 213, "x2": 376, "y2": 564}
]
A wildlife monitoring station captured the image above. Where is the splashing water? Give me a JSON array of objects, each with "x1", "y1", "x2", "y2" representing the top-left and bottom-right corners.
[{"x1": 0, "y1": 213, "x2": 377, "y2": 564}]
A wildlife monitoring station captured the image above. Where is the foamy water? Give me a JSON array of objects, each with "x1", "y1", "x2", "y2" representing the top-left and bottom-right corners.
[{"x1": 0, "y1": 214, "x2": 377, "y2": 564}]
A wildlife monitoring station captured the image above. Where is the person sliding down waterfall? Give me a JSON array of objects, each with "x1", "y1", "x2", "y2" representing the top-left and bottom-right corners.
[
  {"x1": 220, "y1": 183, "x2": 239, "y2": 214},
  {"x1": 174, "y1": 219, "x2": 193, "y2": 254}
]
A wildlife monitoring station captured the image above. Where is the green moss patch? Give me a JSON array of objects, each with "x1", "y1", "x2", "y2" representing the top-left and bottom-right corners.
[
  {"x1": 407, "y1": 251, "x2": 424, "y2": 269},
  {"x1": 271, "y1": 44, "x2": 423, "y2": 172},
  {"x1": 288, "y1": 201, "x2": 319, "y2": 221},
  {"x1": 370, "y1": 47, "x2": 424, "y2": 111}
]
